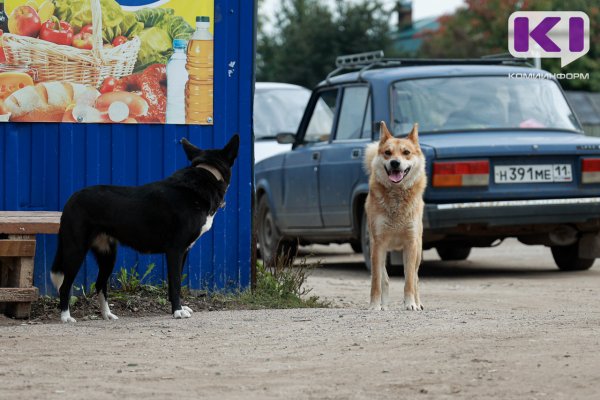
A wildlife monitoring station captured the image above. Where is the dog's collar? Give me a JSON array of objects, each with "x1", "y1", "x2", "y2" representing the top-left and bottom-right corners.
[{"x1": 195, "y1": 164, "x2": 224, "y2": 182}]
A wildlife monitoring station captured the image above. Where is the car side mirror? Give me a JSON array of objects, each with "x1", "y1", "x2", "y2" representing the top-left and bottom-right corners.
[{"x1": 276, "y1": 132, "x2": 296, "y2": 144}]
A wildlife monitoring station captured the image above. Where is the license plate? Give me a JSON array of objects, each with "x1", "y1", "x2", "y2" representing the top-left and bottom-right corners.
[{"x1": 494, "y1": 164, "x2": 572, "y2": 184}]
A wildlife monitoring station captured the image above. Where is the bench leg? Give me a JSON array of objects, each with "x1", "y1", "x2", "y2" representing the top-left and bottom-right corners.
[
  {"x1": 3, "y1": 256, "x2": 35, "y2": 318},
  {"x1": 3, "y1": 235, "x2": 37, "y2": 319},
  {"x1": 0, "y1": 258, "x2": 7, "y2": 314}
]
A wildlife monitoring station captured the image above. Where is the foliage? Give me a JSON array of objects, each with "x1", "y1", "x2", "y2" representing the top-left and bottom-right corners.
[
  {"x1": 115, "y1": 263, "x2": 156, "y2": 293},
  {"x1": 239, "y1": 257, "x2": 326, "y2": 309},
  {"x1": 531, "y1": 1, "x2": 600, "y2": 91},
  {"x1": 54, "y1": 0, "x2": 144, "y2": 43},
  {"x1": 257, "y1": 0, "x2": 393, "y2": 89},
  {"x1": 419, "y1": 0, "x2": 600, "y2": 91},
  {"x1": 30, "y1": 259, "x2": 326, "y2": 321}
]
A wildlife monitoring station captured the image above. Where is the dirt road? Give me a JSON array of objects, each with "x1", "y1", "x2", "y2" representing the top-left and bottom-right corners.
[{"x1": 1, "y1": 239, "x2": 600, "y2": 399}]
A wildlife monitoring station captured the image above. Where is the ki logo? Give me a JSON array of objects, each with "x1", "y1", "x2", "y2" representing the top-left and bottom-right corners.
[{"x1": 508, "y1": 12, "x2": 589, "y2": 67}]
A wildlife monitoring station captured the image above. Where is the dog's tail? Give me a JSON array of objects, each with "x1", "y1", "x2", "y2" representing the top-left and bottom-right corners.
[
  {"x1": 50, "y1": 235, "x2": 65, "y2": 291},
  {"x1": 363, "y1": 142, "x2": 378, "y2": 175}
]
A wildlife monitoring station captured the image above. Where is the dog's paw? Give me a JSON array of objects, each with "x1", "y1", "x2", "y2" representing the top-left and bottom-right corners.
[
  {"x1": 368, "y1": 303, "x2": 382, "y2": 311},
  {"x1": 102, "y1": 312, "x2": 119, "y2": 321},
  {"x1": 404, "y1": 298, "x2": 424, "y2": 311},
  {"x1": 60, "y1": 311, "x2": 76, "y2": 323},
  {"x1": 173, "y1": 309, "x2": 192, "y2": 319},
  {"x1": 181, "y1": 306, "x2": 193, "y2": 314}
]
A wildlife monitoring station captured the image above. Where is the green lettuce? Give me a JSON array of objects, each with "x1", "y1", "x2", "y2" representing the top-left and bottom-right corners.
[
  {"x1": 157, "y1": 15, "x2": 195, "y2": 40},
  {"x1": 133, "y1": 8, "x2": 195, "y2": 71},
  {"x1": 136, "y1": 8, "x2": 194, "y2": 40},
  {"x1": 134, "y1": 27, "x2": 172, "y2": 72},
  {"x1": 134, "y1": 8, "x2": 174, "y2": 28},
  {"x1": 55, "y1": 0, "x2": 195, "y2": 70},
  {"x1": 54, "y1": 0, "x2": 143, "y2": 43}
]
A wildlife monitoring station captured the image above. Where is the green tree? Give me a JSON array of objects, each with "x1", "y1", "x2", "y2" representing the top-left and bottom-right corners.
[
  {"x1": 257, "y1": 0, "x2": 392, "y2": 89},
  {"x1": 419, "y1": 0, "x2": 600, "y2": 91},
  {"x1": 533, "y1": 0, "x2": 600, "y2": 91}
]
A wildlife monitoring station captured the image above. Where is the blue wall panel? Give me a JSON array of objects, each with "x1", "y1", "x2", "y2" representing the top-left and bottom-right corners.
[
  {"x1": 0, "y1": 0, "x2": 254, "y2": 296},
  {"x1": 0, "y1": 132, "x2": 4, "y2": 210}
]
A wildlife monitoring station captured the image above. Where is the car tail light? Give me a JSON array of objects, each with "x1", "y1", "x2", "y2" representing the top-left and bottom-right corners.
[
  {"x1": 581, "y1": 158, "x2": 600, "y2": 183},
  {"x1": 433, "y1": 160, "x2": 490, "y2": 187}
]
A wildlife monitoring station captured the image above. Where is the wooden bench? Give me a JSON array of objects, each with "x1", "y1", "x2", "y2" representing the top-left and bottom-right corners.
[{"x1": 0, "y1": 211, "x2": 61, "y2": 319}]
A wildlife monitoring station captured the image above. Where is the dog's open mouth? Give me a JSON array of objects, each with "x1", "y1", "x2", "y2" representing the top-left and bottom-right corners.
[{"x1": 386, "y1": 166, "x2": 411, "y2": 183}]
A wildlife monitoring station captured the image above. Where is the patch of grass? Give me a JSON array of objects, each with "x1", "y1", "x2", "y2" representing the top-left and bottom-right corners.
[
  {"x1": 116, "y1": 263, "x2": 156, "y2": 293},
  {"x1": 238, "y1": 256, "x2": 327, "y2": 309},
  {"x1": 29, "y1": 256, "x2": 327, "y2": 322}
]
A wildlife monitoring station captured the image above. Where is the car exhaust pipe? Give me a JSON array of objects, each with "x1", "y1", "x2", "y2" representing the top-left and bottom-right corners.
[{"x1": 548, "y1": 225, "x2": 578, "y2": 246}]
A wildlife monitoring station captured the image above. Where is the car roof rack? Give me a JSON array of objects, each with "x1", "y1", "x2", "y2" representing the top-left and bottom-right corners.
[{"x1": 325, "y1": 50, "x2": 533, "y2": 84}]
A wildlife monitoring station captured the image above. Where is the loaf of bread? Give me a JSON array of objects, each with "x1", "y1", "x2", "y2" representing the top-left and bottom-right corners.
[{"x1": 4, "y1": 82, "x2": 100, "y2": 122}]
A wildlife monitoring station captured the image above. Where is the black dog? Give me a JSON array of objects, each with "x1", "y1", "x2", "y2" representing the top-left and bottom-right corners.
[{"x1": 50, "y1": 135, "x2": 239, "y2": 322}]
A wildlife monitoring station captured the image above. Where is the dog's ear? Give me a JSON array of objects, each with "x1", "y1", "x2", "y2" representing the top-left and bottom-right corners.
[
  {"x1": 222, "y1": 134, "x2": 240, "y2": 166},
  {"x1": 407, "y1": 123, "x2": 419, "y2": 145},
  {"x1": 181, "y1": 138, "x2": 202, "y2": 161},
  {"x1": 378, "y1": 121, "x2": 393, "y2": 144}
]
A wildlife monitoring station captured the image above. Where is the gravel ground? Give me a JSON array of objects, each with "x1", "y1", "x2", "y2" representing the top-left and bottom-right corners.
[{"x1": 1, "y1": 239, "x2": 599, "y2": 399}]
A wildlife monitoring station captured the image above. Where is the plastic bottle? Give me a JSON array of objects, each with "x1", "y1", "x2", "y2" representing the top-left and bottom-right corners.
[
  {"x1": 185, "y1": 16, "x2": 214, "y2": 124},
  {"x1": 166, "y1": 39, "x2": 189, "y2": 124},
  {"x1": 0, "y1": 0, "x2": 9, "y2": 33}
]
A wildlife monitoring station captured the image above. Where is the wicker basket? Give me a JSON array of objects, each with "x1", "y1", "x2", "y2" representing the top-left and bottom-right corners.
[{"x1": 2, "y1": 0, "x2": 141, "y2": 87}]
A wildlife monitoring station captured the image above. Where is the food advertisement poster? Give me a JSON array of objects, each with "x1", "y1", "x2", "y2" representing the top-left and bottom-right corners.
[{"x1": 0, "y1": 0, "x2": 214, "y2": 125}]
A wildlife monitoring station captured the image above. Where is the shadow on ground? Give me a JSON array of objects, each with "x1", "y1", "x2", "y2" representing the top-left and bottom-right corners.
[{"x1": 312, "y1": 258, "x2": 599, "y2": 280}]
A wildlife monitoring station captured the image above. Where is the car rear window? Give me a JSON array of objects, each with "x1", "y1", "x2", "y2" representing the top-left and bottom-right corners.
[
  {"x1": 254, "y1": 88, "x2": 311, "y2": 139},
  {"x1": 391, "y1": 76, "x2": 581, "y2": 135}
]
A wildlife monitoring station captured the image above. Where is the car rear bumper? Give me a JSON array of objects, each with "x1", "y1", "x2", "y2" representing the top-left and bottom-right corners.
[{"x1": 424, "y1": 197, "x2": 600, "y2": 229}]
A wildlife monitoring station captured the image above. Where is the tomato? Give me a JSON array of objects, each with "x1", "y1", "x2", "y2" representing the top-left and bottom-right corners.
[
  {"x1": 112, "y1": 36, "x2": 128, "y2": 47},
  {"x1": 72, "y1": 32, "x2": 93, "y2": 50},
  {"x1": 80, "y1": 24, "x2": 93, "y2": 35},
  {"x1": 99, "y1": 76, "x2": 118, "y2": 94}
]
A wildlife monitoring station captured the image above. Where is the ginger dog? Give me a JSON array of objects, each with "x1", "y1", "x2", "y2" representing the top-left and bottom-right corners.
[{"x1": 364, "y1": 121, "x2": 426, "y2": 311}]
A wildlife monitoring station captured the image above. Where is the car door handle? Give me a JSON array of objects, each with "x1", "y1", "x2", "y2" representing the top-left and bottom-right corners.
[
  {"x1": 312, "y1": 152, "x2": 320, "y2": 161},
  {"x1": 351, "y1": 149, "x2": 361, "y2": 159}
]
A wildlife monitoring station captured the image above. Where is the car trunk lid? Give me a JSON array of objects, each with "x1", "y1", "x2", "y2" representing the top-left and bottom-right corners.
[{"x1": 421, "y1": 130, "x2": 600, "y2": 203}]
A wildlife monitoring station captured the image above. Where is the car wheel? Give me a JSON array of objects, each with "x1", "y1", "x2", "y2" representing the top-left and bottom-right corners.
[
  {"x1": 360, "y1": 211, "x2": 372, "y2": 271},
  {"x1": 551, "y1": 243, "x2": 595, "y2": 271},
  {"x1": 257, "y1": 196, "x2": 298, "y2": 265},
  {"x1": 360, "y1": 211, "x2": 402, "y2": 274},
  {"x1": 350, "y1": 240, "x2": 362, "y2": 254},
  {"x1": 436, "y1": 245, "x2": 471, "y2": 261}
]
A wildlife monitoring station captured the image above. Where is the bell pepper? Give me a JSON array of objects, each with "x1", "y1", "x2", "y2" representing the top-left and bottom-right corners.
[
  {"x1": 39, "y1": 17, "x2": 73, "y2": 46},
  {"x1": 0, "y1": 29, "x2": 5, "y2": 63}
]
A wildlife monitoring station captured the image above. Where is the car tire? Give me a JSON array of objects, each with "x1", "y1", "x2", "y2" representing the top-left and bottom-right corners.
[
  {"x1": 360, "y1": 211, "x2": 400, "y2": 274},
  {"x1": 436, "y1": 245, "x2": 471, "y2": 261},
  {"x1": 257, "y1": 196, "x2": 298, "y2": 265},
  {"x1": 551, "y1": 243, "x2": 595, "y2": 271},
  {"x1": 350, "y1": 240, "x2": 362, "y2": 254},
  {"x1": 360, "y1": 211, "x2": 372, "y2": 271}
]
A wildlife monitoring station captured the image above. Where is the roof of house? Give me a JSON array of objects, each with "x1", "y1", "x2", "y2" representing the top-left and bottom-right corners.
[{"x1": 391, "y1": 17, "x2": 440, "y2": 54}]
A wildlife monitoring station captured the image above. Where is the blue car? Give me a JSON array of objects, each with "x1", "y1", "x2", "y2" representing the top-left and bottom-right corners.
[{"x1": 255, "y1": 53, "x2": 600, "y2": 271}]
